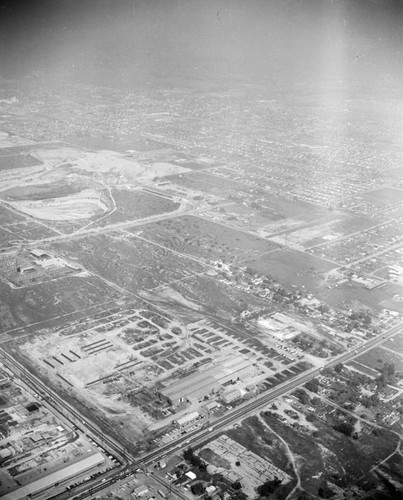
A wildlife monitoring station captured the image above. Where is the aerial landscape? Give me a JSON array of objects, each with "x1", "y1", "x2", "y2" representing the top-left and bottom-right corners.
[{"x1": 0, "y1": 1, "x2": 402, "y2": 499}]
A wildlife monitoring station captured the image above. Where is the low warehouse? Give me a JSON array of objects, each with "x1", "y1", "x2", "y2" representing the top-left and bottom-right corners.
[{"x1": 2, "y1": 452, "x2": 105, "y2": 500}]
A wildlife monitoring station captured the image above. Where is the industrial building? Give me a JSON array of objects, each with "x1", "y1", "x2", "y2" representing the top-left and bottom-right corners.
[
  {"x1": 160, "y1": 355, "x2": 255, "y2": 405},
  {"x1": 2, "y1": 452, "x2": 105, "y2": 500},
  {"x1": 175, "y1": 411, "x2": 200, "y2": 428}
]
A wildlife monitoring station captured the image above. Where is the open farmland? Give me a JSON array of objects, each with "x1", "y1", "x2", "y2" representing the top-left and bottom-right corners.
[
  {"x1": 0, "y1": 181, "x2": 86, "y2": 201},
  {"x1": 51, "y1": 233, "x2": 206, "y2": 294},
  {"x1": 166, "y1": 171, "x2": 246, "y2": 198},
  {"x1": 319, "y1": 281, "x2": 403, "y2": 314},
  {"x1": 244, "y1": 248, "x2": 336, "y2": 291},
  {"x1": 268, "y1": 213, "x2": 386, "y2": 249},
  {"x1": 383, "y1": 332, "x2": 403, "y2": 352},
  {"x1": 0, "y1": 143, "x2": 65, "y2": 157},
  {"x1": 3, "y1": 220, "x2": 58, "y2": 240},
  {"x1": 0, "y1": 204, "x2": 59, "y2": 250},
  {"x1": 129, "y1": 215, "x2": 278, "y2": 264},
  {"x1": 360, "y1": 187, "x2": 403, "y2": 207},
  {"x1": 0, "y1": 204, "x2": 26, "y2": 224},
  {"x1": 0, "y1": 276, "x2": 122, "y2": 333},
  {"x1": 354, "y1": 346, "x2": 403, "y2": 374},
  {"x1": 0, "y1": 153, "x2": 43, "y2": 171},
  {"x1": 0, "y1": 227, "x2": 25, "y2": 249},
  {"x1": 155, "y1": 273, "x2": 268, "y2": 319},
  {"x1": 92, "y1": 188, "x2": 180, "y2": 227}
]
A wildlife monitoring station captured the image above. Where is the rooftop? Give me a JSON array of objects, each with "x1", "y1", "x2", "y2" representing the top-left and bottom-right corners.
[{"x1": 2, "y1": 452, "x2": 105, "y2": 500}]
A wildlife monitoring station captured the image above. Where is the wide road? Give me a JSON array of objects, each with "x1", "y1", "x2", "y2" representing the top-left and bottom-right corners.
[
  {"x1": 1, "y1": 320, "x2": 400, "y2": 500},
  {"x1": 0, "y1": 193, "x2": 193, "y2": 253},
  {"x1": 0, "y1": 348, "x2": 129, "y2": 464}
]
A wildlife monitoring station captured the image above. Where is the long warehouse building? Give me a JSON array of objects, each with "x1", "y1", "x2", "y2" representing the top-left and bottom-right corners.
[{"x1": 2, "y1": 452, "x2": 105, "y2": 500}]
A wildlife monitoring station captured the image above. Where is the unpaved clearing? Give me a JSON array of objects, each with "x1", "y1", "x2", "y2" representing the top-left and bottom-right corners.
[{"x1": 11, "y1": 188, "x2": 108, "y2": 220}]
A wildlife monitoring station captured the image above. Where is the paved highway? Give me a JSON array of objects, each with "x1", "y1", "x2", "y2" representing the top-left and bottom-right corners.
[
  {"x1": 0, "y1": 348, "x2": 128, "y2": 464},
  {"x1": 0, "y1": 194, "x2": 193, "y2": 255},
  {"x1": 0, "y1": 320, "x2": 400, "y2": 499}
]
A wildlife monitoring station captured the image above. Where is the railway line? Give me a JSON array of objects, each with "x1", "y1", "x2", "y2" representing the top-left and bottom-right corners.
[{"x1": 0, "y1": 321, "x2": 400, "y2": 499}]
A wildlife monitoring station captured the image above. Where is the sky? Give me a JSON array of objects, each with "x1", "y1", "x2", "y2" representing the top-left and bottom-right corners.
[{"x1": 0, "y1": 0, "x2": 402, "y2": 91}]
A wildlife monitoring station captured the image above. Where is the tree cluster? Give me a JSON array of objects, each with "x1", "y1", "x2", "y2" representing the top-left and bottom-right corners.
[
  {"x1": 183, "y1": 447, "x2": 207, "y2": 472},
  {"x1": 256, "y1": 477, "x2": 282, "y2": 497},
  {"x1": 304, "y1": 378, "x2": 320, "y2": 393},
  {"x1": 191, "y1": 482, "x2": 205, "y2": 496},
  {"x1": 294, "y1": 388, "x2": 310, "y2": 405},
  {"x1": 333, "y1": 421, "x2": 354, "y2": 437},
  {"x1": 376, "y1": 362, "x2": 396, "y2": 389}
]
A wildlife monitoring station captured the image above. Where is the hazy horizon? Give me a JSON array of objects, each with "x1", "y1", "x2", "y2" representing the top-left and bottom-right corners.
[{"x1": 1, "y1": 0, "x2": 402, "y2": 93}]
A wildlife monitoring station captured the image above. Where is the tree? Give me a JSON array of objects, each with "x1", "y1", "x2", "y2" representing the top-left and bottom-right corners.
[
  {"x1": 334, "y1": 363, "x2": 344, "y2": 374},
  {"x1": 333, "y1": 421, "x2": 354, "y2": 437},
  {"x1": 304, "y1": 379, "x2": 320, "y2": 393},
  {"x1": 294, "y1": 388, "x2": 310, "y2": 405},
  {"x1": 257, "y1": 477, "x2": 282, "y2": 497},
  {"x1": 232, "y1": 480, "x2": 242, "y2": 491},
  {"x1": 311, "y1": 396, "x2": 322, "y2": 406},
  {"x1": 191, "y1": 482, "x2": 205, "y2": 496},
  {"x1": 183, "y1": 447, "x2": 194, "y2": 462}
]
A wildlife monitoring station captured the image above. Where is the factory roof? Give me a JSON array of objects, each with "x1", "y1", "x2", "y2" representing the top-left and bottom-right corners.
[
  {"x1": 161, "y1": 373, "x2": 221, "y2": 402},
  {"x1": 2, "y1": 452, "x2": 105, "y2": 500}
]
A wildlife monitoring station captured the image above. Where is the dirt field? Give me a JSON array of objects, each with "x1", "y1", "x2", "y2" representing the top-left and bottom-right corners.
[
  {"x1": 319, "y1": 282, "x2": 403, "y2": 314},
  {"x1": 130, "y1": 215, "x2": 278, "y2": 263},
  {"x1": 354, "y1": 346, "x2": 403, "y2": 373},
  {"x1": 0, "y1": 181, "x2": 84, "y2": 201},
  {"x1": 244, "y1": 248, "x2": 336, "y2": 291},
  {"x1": 10, "y1": 189, "x2": 108, "y2": 221},
  {"x1": 361, "y1": 187, "x2": 403, "y2": 207},
  {"x1": 166, "y1": 171, "x2": 245, "y2": 198},
  {"x1": 0, "y1": 153, "x2": 42, "y2": 171},
  {"x1": 383, "y1": 332, "x2": 403, "y2": 352},
  {"x1": 259, "y1": 410, "x2": 399, "y2": 496},
  {"x1": 0, "y1": 276, "x2": 122, "y2": 332},
  {"x1": 92, "y1": 189, "x2": 179, "y2": 226},
  {"x1": 0, "y1": 204, "x2": 26, "y2": 224},
  {"x1": 162, "y1": 274, "x2": 267, "y2": 318},
  {"x1": 51, "y1": 233, "x2": 205, "y2": 294},
  {"x1": 269, "y1": 214, "x2": 385, "y2": 249}
]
